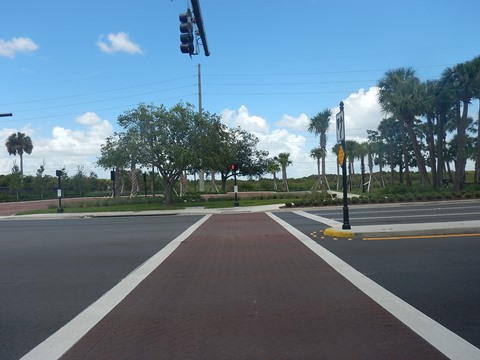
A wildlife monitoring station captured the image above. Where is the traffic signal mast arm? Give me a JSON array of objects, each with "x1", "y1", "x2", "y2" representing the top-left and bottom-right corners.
[{"x1": 190, "y1": 0, "x2": 210, "y2": 56}]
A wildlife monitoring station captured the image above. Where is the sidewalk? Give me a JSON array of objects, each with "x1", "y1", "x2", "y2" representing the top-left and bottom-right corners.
[{"x1": 26, "y1": 212, "x2": 459, "y2": 359}]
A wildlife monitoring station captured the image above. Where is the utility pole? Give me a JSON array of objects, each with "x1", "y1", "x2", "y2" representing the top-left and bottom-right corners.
[
  {"x1": 198, "y1": 63, "x2": 202, "y2": 114},
  {"x1": 198, "y1": 63, "x2": 205, "y2": 192}
]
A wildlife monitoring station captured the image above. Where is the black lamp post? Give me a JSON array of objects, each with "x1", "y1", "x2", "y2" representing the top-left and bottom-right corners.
[
  {"x1": 55, "y1": 170, "x2": 64, "y2": 213},
  {"x1": 143, "y1": 172, "x2": 147, "y2": 197},
  {"x1": 336, "y1": 101, "x2": 350, "y2": 230}
]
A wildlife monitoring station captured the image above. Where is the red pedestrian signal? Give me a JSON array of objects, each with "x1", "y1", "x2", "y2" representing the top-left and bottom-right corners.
[{"x1": 230, "y1": 164, "x2": 238, "y2": 172}]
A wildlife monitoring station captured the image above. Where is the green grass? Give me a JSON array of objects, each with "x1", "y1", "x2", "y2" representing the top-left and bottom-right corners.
[{"x1": 17, "y1": 196, "x2": 294, "y2": 215}]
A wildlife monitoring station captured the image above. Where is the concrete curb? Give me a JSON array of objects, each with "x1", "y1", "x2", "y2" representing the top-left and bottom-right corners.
[{"x1": 323, "y1": 227, "x2": 355, "y2": 238}]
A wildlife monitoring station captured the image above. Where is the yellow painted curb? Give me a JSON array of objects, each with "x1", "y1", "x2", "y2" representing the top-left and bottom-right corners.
[{"x1": 324, "y1": 227, "x2": 355, "y2": 238}]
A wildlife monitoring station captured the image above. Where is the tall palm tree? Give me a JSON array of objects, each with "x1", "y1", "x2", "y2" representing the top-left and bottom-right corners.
[
  {"x1": 470, "y1": 56, "x2": 480, "y2": 184},
  {"x1": 378, "y1": 117, "x2": 404, "y2": 184},
  {"x1": 275, "y1": 152, "x2": 291, "y2": 192},
  {"x1": 442, "y1": 59, "x2": 479, "y2": 191},
  {"x1": 419, "y1": 80, "x2": 439, "y2": 186},
  {"x1": 331, "y1": 143, "x2": 341, "y2": 190},
  {"x1": 345, "y1": 140, "x2": 358, "y2": 191},
  {"x1": 378, "y1": 67, "x2": 431, "y2": 186},
  {"x1": 310, "y1": 147, "x2": 324, "y2": 190},
  {"x1": 5, "y1": 132, "x2": 33, "y2": 177},
  {"x1": 356, "y1": 142, "x2": 368, "y2": 192},
  {"x1": 266, "y1": 158, "x2": 280, "y2": 191},
  {"x1": 307, "y1": 108, "x2": 332, "y2": 192}
]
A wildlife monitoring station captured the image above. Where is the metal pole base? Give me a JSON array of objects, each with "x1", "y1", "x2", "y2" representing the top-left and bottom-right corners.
[{"x1": 56, "y1": 207, "x2": 64, "y2": 213}]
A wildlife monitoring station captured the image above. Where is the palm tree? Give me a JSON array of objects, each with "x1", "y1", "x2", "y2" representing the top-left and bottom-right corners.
[
  {"x1": 331, "y1": 143, "x2": 341, "y2": 190},
  {"x1": 419, "y1": 80, "x2": 439, "y2": 186},
  {"x1": 356, "y1": 142, "x2": 368, "y2": 192},
  {"x1": 471, "y1": 56, "x2": 480, "y2": 184},
  {"x1": 274, "y1": 152, "x2": 291, "y2": 192},
  {"x1": 5, "y1": 132, "x2": 33, "y2": 177},
  {"x1": 442, "y1": 59, "x2": 480, "y2": 190},
  {"x1": 378, "y1": 117, "x2": 404, "y2": 184},
  {"x1": 266, "y1": 158, "x2": 280, "y2": 191},
  {"x1": 310, "y1": 147, "x2": 324, "y2": 190},
  {"x1": 345, "y1": 140, "x2": 358, "y2": 190},
  {"x1": 378, "y1": 67, "x2": 431, "y2": 186},
  {"x1": 308, "y1": 108, "x2": 332, "y2": 192}
]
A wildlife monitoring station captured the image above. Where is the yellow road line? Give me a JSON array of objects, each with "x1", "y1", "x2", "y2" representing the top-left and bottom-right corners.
[{"x1": 363, "y1": 233, "x2": 480, "y2": 241}]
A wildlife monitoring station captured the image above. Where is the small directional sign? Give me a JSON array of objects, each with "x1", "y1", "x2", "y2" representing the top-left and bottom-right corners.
[
  {"x1": 336, "y1": 109, "x2": 345, "y2": 143},
  {"x1": 338, "y1": 145, "x2": 345, "y2": 166}
]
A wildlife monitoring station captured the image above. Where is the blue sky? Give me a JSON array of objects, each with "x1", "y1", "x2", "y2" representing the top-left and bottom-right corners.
[{"x1": 1, "y1": 0, "x2": 479, "y2": 179}]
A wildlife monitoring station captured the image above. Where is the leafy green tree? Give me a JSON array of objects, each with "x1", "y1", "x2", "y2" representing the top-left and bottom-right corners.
[
  {"x1": 9, "y1": 161, "x2": 22, "y2": 200},
  {"x1": 97, "y1": 135, "x2": 127, "y2": 197},
  {"x1": 35, "y1": 160, "x2": 47, "y2": 199},
  {"x1": 215, "y1": 127, "x2": 269, "y2": 192},
  {"x1": 5, "y1": 132, "x2": 33, "y2": 177},
  {"x1": 72, "y1": 165, "x2": 87, "y2": 197}
]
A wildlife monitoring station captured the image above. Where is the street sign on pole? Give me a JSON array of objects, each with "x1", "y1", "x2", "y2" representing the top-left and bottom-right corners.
[{"x1": 336, "y1": 109, "x2": 345, "y2": 143}]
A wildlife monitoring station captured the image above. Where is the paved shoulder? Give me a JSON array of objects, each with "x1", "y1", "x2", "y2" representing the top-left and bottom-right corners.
[{"x1": 55, "y1": 213, "x2": 447, "y2": 359}]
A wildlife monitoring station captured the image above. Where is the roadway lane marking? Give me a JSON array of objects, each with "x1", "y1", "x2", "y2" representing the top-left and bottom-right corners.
[
  {"x1": 364, "y1": 233, "x2": 480, "y2": 241},
  {"x1": 293, "y1": 210, "x2": 342, "y2": 227},
  {"x1": 267, "y1": 212, "x2": 480, "y2": 360},
  {"x1": 20, "y1": 214, "x2": 212, "y2": 360}
]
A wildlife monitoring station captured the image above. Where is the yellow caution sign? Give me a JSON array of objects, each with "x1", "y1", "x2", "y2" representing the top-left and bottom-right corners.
[{"x1": 338, "y1": 145, "x2": 345, "y2": 166}]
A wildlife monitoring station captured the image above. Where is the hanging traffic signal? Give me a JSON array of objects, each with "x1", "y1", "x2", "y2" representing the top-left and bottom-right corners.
[
  {"x1": 230, "y1": 164, "x2": 238, "y2": 172},
  {"x1": 179, "y1": 9, "x2": 194, "y2": 55}
]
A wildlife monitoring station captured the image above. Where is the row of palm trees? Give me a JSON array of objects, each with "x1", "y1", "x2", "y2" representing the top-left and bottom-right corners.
[{"x1": 308, "y1": 56, "x2": 480, "y2": 192}]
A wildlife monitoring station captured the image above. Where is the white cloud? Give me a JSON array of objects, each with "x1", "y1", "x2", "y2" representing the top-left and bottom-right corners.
[
  {"x1": 275, "y1": 113, "x2": 310, "y2": 130},
  {"x1": 219, "y1": 89, "x2": 384, "y2": 178},
  {"x1": 220, "y1": 105, "x2": 311, "y2": 178},
  {"x1": 220, "y1": 105, "x2": 269, "y2": 135},
  {"x1": 330, "y1": 86, "x2": 382, "y2": 140},
  {"x1": 0, "y1": 37, "x2": 38, "y2": 58},
  {"x1": 0, "y1": 113, "x2": 114, "y2": 177},
  {"x1": 97, "y1": 32, "x2": 143, "y2": 54}
]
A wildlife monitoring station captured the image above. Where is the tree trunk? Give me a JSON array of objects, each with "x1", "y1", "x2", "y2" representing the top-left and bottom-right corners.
[
  {"x1": 454, "y1": 100, "x2": 469, "y2": 191},
  {"x1": 476, "y1": 102, "x2": 480, "y2": 183},
  {"x1": 164, "y1": 181, "x2": 174, "y2": 205},
  {"x1": 281, "y1": 166, "x2": 289, "y2": 192},
  {"x1": 399, "y1": 119, "x2": 410, "y2": 186},
  {"x1": 436, "y1": 112, "x2": 446, "y2": 187},
  {"x1": 426, "y1": 114, "x2": 437, "y2": 187},
  {"x1": 130, "y1": 162, "x2": 139, "y2": 198},
  {"x1": 405, "y1": 117, "x2": 430, "y2": 186}
]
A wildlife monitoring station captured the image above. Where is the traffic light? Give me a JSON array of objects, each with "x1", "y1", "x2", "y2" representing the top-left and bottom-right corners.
[
  {"x1": 230, "y1": 164, "x2": 238, "y2": 173},
  {"x1": 179, "y1": 9, "x2": 194, "y2": 55}
]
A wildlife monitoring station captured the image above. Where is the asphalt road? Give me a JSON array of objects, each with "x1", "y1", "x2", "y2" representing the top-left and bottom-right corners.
[
  {"x1": 301, "y1": 200, "x2": 480, "y2": 225},
  {"x1": 0, "y1": 215, "x2": 203, "y2": 360},
  {"x1": 2, "y1": 200, "x2": 480, "y2": 359},
  {"x1": 274, "y1": 210, "x2": 480, "y2": 349}
]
